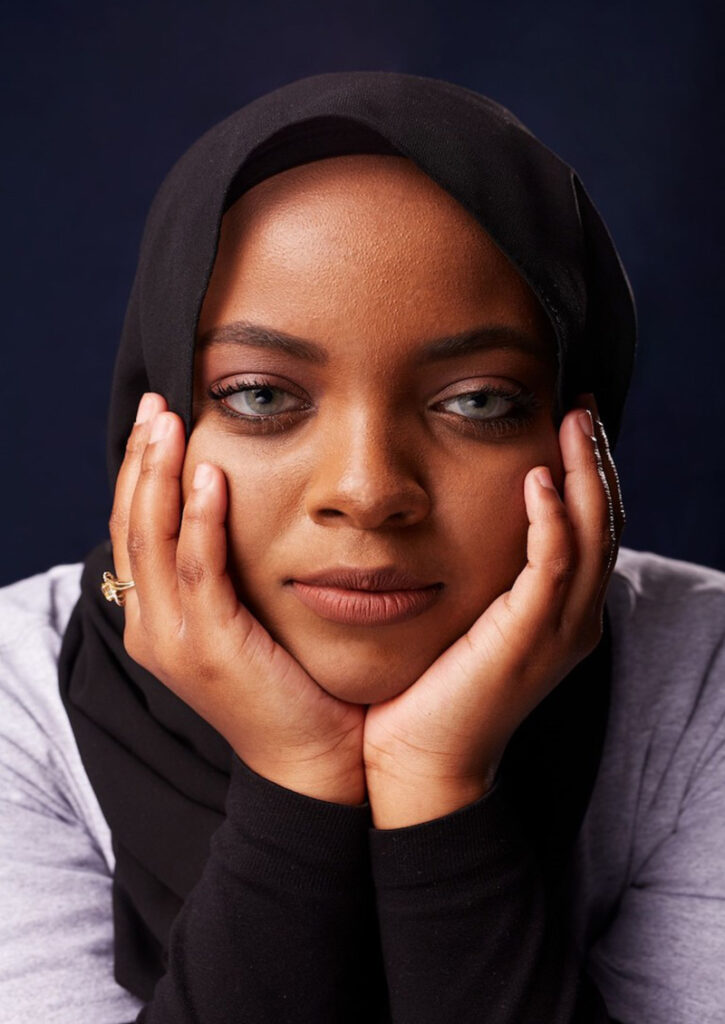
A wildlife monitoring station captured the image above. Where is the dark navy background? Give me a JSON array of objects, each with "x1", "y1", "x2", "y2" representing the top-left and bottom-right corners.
[{"x1": 2, "y1": 1, "x2": 723, "y2": 586}]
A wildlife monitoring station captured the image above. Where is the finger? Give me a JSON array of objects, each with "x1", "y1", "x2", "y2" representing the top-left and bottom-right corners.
[
  {"x1": 559, "y1": 401, "x2": 615, "y2": 617},
  {"x1": 175, "y1": 462, "x2": 247, "y2": 639},
  {"x1": 108, "y1": 393, "x2": 167, "y2": 618},
  {"x1": 126, "y1": 409, "x2": 184, "y2": 636},
  {"x1": 501, "y1": 463, "x2": 575, "y2": 633},
  {"x1": 585, "y1": 393, "x2": 626, "y2": 541},
  {"x1": 574, "y1": 393, "x2": 625, "y2": 612}
]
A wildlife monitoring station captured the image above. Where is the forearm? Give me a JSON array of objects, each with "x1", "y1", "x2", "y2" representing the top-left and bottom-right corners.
[
  {"x1": 138, "y1": 754, "x2": 385, "y2": 1024},
  {"x1": 368, "y1": 772, "x2": 614, "y2": 1024}
]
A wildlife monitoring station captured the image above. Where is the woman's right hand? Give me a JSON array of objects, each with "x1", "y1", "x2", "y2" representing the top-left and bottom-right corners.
[{"x1": 108, "y1": 392, "x2": 366, "y2": 805}]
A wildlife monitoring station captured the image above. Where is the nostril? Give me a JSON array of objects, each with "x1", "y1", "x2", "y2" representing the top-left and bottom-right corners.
[{"x1": 307, "y1": 478, "x2": 431, "y2": 530}]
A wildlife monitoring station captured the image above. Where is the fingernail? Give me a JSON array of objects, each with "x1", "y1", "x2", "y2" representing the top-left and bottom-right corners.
[
  {"x1": 150, "y1": 414, "x2": 172, "y2": 443},
  {"x1": 578, "y1": 408, "x2": 595, "y2": 439},
  {"x1": 193, "y1": 463, "x2": 213, "y2": 489},
  {"x1": 535, "y1": 467, "x2": 555, "y2": 489},
  {"x1": 136, "y1": 393, "x2": 155, "y2": 424}
]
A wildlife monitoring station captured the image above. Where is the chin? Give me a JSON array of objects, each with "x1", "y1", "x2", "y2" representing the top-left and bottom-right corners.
[
  {"x1": 321, "y1": 677, "x2": 409, "y2": 706},
  {"x1": 299, "y1": 650, "x2": 425, "y2": 706}
]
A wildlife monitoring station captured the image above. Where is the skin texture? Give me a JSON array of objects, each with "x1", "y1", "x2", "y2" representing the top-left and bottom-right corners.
[
  {"x1": 188, "y1": 155, "x2": 563, "y2": 704},
  {"x1": 109, "y1": 155, "x2": 624, "y2": 822}
]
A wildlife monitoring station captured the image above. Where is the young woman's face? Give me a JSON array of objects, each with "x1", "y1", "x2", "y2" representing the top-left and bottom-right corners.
[{"x1": 185, "y1": 154, "x2": 563, "y2": 704}]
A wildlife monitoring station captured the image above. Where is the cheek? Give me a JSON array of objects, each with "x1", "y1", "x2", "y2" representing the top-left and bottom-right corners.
[
  {"x1": 442, "y1": 430, "x2": 561, "y2": 593},
  {"x1": 184, "y1": 426, "x2": 301, "y2": 593},
  {"x1": 442, "y1": 464, "x2": 528, "y2": 603},
  {"x1": 225, "y1": 480, "x2": 290, "y2": 589}
]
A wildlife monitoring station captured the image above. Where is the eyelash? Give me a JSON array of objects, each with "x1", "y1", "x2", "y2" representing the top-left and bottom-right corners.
[{"x1": 207, "y1": 376, "x2": 540, "y2": 438}]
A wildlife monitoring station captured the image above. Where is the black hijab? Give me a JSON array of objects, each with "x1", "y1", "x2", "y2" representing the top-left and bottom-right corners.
[{"x1": 58, "y1": 71, "x2": 636, "y2": 1002}]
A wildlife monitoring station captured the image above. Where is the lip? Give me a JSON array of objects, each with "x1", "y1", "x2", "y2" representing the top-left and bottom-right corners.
[
  {"x1": 286, "y1": 566, "x2": 444, "y2": 626},
  {"x1": 290, "y1": 566, "x2": 439, "y2": 591}
]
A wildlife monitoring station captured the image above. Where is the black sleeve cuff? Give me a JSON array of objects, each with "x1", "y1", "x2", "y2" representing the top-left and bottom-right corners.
[
  {"x1": 368, "y1": 775, "x2": 530, "y2": 890},
  {"x1": 217, "y1": 753, "x2": 374, "y2": 893}
]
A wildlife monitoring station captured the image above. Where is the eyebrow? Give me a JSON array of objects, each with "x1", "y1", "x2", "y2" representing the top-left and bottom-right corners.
[{"x1": 196, "y1": 319, "x2": 552, "y2": 365}]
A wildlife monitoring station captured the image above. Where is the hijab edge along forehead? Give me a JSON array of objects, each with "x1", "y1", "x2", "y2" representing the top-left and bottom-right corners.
[{"x1": 106, "y1": 70, "x2": 637, "y2": 491}]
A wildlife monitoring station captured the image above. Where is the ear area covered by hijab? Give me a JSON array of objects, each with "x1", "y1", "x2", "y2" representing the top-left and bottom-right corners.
[{"x1": 59, "y1": 71, "x2": 634, "y2": 1002}]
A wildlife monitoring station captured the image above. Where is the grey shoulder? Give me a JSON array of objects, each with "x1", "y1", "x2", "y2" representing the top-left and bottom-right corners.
[
  {"x1": 610, "y1": 545, "x2": 725, "y2": 608},
  {"x1": 0, "y1": 561, "x2": 117, "y2": 875},
  {"x1": 0, "y1": 562, "x2": 85, "y2": 760},
  {"x1": 606, "y1": 544, "x2": 724, "y2": 647},
  {"x1": 608, "y1": 546, "x2": 725, "y2": 644},
  {"x1": 606, "y1": 546, "x2": 725, "y2": 720},
  {"x1": 0, "y1": 562, "x2": 83, "y2": 652}
]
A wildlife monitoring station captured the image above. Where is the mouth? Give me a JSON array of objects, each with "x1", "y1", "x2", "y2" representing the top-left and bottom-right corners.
[{"x1": 285, "y1": 566, "x2": 444, "y2": 626}]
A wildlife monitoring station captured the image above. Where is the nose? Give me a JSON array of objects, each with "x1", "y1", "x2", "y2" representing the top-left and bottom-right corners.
[{"x1": 304, "y1": 412, "x2": 431, "y2": 530}]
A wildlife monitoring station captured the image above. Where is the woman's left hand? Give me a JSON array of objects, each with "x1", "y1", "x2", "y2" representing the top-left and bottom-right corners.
[{"x1": 363, "y1": 394, "x2": 625, "y2": 828}]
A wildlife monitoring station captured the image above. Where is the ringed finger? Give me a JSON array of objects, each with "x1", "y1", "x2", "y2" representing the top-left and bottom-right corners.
[
  {"x1": 126, "y1": 410, "x2": 185, "y2": 635},
  {"x1": 584, "y1": 393, "x2": 626, "y2": 543},
  {"x1": 561, "y1": 400, "x2": 617, "y2": 602},
  {"x1": 574, "y1": 394, "x2": 625, "y2": 616},
  {"x1": 107, "y1": 392, "x2": 167, "y2": 609}
]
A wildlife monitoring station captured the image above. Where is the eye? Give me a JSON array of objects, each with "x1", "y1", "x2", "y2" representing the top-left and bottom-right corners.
[
  {"x1": 431, "y1": 383, "x2": 540, "y2": 438},
  {"x1": 438, "y1": 387, "x2": 521, "y2": 420},
  {"x1": 208, "y1": 377, "x2": 310, "y2": 419}
]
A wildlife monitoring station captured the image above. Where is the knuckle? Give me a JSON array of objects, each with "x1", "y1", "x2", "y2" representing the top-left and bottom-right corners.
[
  {"x1": 545, "y1": 553, "x2": 576, "y2": 585},
  {"x1": 176, "y1": 553, "x2": 208, "y2": 589},
  {"x1": 190, "y1": 655, "x2": 219, "y2": 686},
  {"x1": 139, "y1": 459, "x2": 163, "y2": 483},
  {"x1": 541, "y1": 502, "x2": 569, "y2": 525},
  {"x1": 173, "y1": 626, "x2": 217, "y2": 683},
  {"x1": 182, "y1": 499, "x2": 210, "y2": 527},
  {"x1": 126, "y1": 527, "x2": 148, "y2": 559}
]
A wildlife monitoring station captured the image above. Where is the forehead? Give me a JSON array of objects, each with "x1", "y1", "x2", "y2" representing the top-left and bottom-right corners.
[
  {"x1": 215, "y1": 154, "x2": 521, "y2": 275},
  {"x1": 197, "y1": 154, "x2": 557, "y2": 365}
]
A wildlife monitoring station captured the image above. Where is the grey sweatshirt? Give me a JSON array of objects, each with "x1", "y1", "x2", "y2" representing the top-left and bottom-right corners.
[{"x1": 0, "y1": 546, "x2": 723, "y2": 1023}]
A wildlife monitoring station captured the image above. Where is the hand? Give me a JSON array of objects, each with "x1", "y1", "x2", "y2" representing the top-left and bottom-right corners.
[
  {"x1": 109, "y1": 392, "x2": 366, "y2": 805},
  {"x1": 363, "y1": 394, "x2": 625, "y2": 827}
]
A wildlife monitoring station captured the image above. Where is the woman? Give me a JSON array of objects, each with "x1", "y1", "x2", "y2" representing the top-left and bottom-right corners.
[{"x1": 1, "y1": 71, "x2": 723, "y2": 1023}]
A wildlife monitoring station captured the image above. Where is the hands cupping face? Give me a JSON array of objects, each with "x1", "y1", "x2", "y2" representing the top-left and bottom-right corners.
[
  {"x1": 108, "y1": 391, "x2": 623, "y2": 820},
  {"x1": 108, "y1": 392, "x2": 367, "y2": 806},
  {"x1": 512, "y1": 392, "x2": 623, "y2": 671},
  {"x1": 362, "y1": 394, "x2": 625, "y2": 820}
]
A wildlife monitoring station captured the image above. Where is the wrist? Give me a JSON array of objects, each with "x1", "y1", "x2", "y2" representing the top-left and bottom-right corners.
[
  {"x1": 366, "y1": 767, "x2": 497, "y2": 828},
  {"x1": 241, "y1": 755, "x2": 367, "y2": 806}
]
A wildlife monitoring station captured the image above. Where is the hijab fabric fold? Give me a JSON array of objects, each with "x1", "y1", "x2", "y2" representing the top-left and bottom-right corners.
[{"x1": 57, "y1": 71, "x2": 636, "y2": 1001}]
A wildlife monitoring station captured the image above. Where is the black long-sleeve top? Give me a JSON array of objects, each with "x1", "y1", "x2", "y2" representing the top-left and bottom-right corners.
[{"x1": 137, "y1": 754, "x2": 615, "y2": 1023}]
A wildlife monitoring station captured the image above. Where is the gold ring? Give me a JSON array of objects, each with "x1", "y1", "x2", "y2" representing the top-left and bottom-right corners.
[{"x1": 101, "y1": 571, "x2": 136, "y2": 607}]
